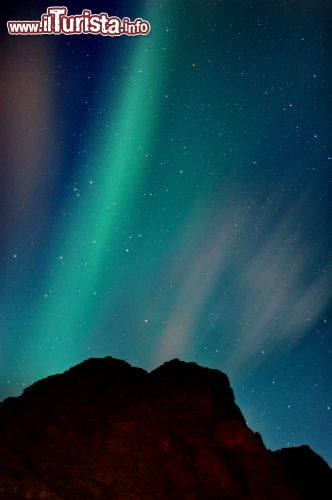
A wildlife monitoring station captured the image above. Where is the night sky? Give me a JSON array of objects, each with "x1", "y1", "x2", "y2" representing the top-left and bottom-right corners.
[{"x1": 1, "y1": 1, "x2": 331, "y2": 465}]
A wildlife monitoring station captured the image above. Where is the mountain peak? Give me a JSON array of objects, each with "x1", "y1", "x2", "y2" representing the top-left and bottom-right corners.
[{"x1": 0, "y1": 356, "x2": 330, "y2": 499}]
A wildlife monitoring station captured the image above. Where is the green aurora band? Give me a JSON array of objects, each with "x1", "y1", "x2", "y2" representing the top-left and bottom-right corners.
[{"x1": 26, "y1": 5, "x2": 173, "y2": 377}]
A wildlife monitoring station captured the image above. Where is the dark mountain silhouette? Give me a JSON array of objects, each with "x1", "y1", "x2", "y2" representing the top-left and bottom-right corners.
[
  {"x1": 274, "y1": 445, "x2": 332, "y2": 500},
  {"x1": 0, "y1": 357, "x2": 330, "y2": 499}
]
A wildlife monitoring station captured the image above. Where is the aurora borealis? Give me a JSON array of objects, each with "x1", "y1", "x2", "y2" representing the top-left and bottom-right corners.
[{"x1": 2, "y1": 0, "x2": 332, "y2": 465}]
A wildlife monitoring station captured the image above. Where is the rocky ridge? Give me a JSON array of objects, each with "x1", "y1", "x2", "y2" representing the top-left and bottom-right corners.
[{"x1": 0, "y1": 357, "x2": 331, "y2": 499}]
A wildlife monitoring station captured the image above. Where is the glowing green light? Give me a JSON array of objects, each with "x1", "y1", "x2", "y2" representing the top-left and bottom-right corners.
[{"x1": 27, "y1": 5, "x2": 172, "y2": 377}]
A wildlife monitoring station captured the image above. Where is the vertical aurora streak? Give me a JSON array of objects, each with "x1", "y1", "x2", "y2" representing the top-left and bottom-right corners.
[{"x1": 26, "y1": 3, "x2": 173, "y2": 377}]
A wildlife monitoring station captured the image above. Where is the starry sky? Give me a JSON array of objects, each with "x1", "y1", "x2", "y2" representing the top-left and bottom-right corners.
[{"x1": 1, "y1": 0, "x2": 331, "y2": 465}]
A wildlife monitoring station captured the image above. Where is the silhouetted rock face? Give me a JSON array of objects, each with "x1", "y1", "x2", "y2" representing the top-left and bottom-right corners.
[
  {"x1": 274, "y1": 445, "x2": 332, "y2": 500},
  {"x1": 0, "y1": 357, "x2": 330, "y2": 499}
]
